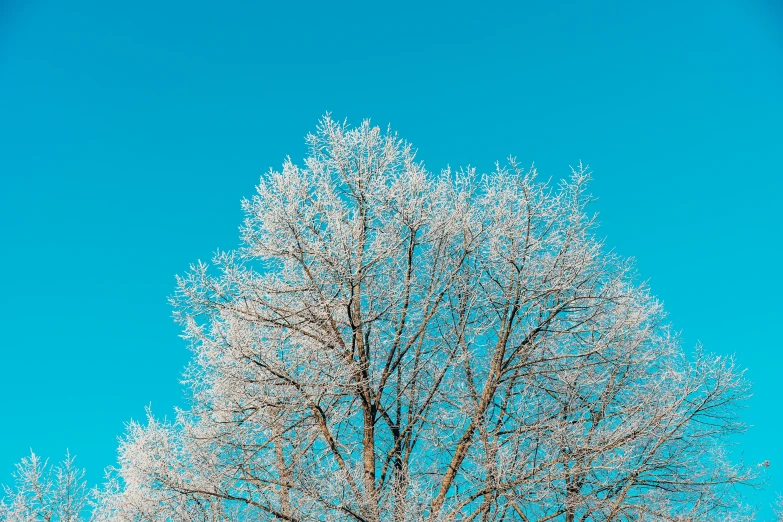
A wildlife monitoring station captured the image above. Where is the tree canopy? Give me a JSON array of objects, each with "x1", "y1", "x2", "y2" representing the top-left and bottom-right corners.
[{"x1": 2, "y1": 117, "x2": 757, "y2": 521}]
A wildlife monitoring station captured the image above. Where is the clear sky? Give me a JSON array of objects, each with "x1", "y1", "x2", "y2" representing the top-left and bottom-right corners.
[{"x1": 1, "y1": 0, "x2": 781, "y2": 517}]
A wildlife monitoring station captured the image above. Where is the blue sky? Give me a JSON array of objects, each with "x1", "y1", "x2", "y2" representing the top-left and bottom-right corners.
[{"x1": 1, "y1": 0, "x2": 781, "y2": 517}]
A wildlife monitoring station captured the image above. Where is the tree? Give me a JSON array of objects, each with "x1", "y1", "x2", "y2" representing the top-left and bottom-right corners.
[
  {"x1": 0, "y1": 451, "x2": 87, "y2": 522},
  {"x1": 17, "y1": 116, "x2": 757, "y2": 521}
]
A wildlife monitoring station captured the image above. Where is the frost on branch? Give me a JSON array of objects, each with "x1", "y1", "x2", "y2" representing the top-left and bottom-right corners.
[
  {"x1": 0, "y1": 451, "x2": 87, "y2": 522},
  {"x1": 72, "y1": 117, "x2": 762, "y2": 521}
]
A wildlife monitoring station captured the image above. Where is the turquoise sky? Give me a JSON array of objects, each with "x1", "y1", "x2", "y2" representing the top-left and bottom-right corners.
[{"x1": 1, "y1": 0, "x2": 781, "y2": 517}]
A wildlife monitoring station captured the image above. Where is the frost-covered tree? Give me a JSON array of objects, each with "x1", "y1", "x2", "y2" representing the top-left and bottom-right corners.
[
  {"x1": 78, "y1": 117, "x2": 760, "y2": 520},
  {"x1": 0, "y1": 451, "x2": 87, "y2": 522}
]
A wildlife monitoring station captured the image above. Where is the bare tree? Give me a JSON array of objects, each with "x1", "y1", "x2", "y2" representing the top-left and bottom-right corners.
[
  {"x1": 84, "y1": 116, "x2": 755, "y2": 521},
  {"x1": 0, "y1": 451, "x2": 87, "y2": 522}
]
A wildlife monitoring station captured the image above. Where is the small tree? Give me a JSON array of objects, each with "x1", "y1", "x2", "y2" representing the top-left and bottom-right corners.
[
  {"x1": 0, "y1": 451, "x2": 87, "y2": 522},
  {"x1": 86, "y1": 116, "x2": 754, "y2": 521}
]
